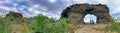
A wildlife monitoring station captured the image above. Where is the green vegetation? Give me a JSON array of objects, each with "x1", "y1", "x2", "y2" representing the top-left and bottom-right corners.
[
  {"x1": 110, "y1": 18, "x2": 120, "y2": 33},
  {"x1": 54, "y1": 18, "x2": 67, "y2": 33},
  {"x1": 30, "y1": 15, "x2": 53, "y2": 33},
  {"x1": 1, "y1": 14, "x2": 120, "y2": 33},
  {"x1": 0, "y1": 14, "x2": 68, "y2": 33},
  {"x1": 0, "y1": 16, "x2": 16, "y2": 33}
]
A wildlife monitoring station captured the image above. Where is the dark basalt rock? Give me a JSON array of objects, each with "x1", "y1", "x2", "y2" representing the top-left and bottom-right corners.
[
  {"x1": 61, "y1": 3, "x2": 111, "y2": 24},
  {"x1": 6, "y1": 11, "x2": 23, "y2": 19},
  {"x1": 6, "y1": 11, "x2": 23, "y2": 24}
]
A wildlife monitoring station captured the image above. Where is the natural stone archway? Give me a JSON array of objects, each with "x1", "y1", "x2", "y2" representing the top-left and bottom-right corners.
[{"x1": 61, "y1": 3, "x2": 111, "y2": 24}]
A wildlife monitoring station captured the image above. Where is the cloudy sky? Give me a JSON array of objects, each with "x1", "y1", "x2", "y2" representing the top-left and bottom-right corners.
[{"x1": 0, "y1": 0, "x2": 120, "y2": 20}]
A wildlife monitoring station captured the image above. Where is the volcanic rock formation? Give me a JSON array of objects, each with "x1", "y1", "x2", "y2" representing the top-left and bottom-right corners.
[
  {"x1": 61, "y1": 3, "x2": 111, "y2": 24},
  {"x1": 6, "y1": 11, "x2": 23, "y2": 19}
]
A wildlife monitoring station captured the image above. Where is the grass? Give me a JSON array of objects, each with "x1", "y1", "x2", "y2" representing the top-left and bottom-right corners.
[
  {"x1": 0, "y1": 14, "x2": 68, "y2": 33},
  {"x1": 0, "y1": 16, "x2": 16, "y2": 33},
  {"x1": 1, "y1": 14, "x2": 120, "y2": 33}
]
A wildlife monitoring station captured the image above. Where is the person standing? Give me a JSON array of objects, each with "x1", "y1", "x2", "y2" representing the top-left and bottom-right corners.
[{"x1": 90, "y1": 18, "x2": 94, "y2": 24}]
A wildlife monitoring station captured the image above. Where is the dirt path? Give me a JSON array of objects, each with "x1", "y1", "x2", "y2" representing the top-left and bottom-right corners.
[{"x1": 74, "y1": 24, "x2": 118, "y2": 33}]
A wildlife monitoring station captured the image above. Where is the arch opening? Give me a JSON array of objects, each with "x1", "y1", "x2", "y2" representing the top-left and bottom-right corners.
[{"x1": 83, "y1": 14, "x2": 97, "y2": 24}]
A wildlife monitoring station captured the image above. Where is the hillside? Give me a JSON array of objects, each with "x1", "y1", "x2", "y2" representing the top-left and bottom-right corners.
[{"x1": 0, "y1": 12, "x2": 120, "y2": 33}]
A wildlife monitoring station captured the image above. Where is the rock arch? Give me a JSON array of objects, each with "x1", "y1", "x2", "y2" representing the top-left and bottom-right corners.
[{"x1": 61, "y1": 4, "x2": 111, "y2": 24}]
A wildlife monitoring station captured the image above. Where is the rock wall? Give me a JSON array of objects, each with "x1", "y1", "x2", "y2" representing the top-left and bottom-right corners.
[{"x1": 61, "y1": 3, "x2": 111, "y2": 24}]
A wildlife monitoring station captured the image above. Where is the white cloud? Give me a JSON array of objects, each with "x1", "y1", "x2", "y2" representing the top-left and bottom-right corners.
[
  {"x1": 47, "y1": 0, "x2": 56, "y2": 3},
  {"x1": 44, "y1": 12, "x2": 60, "y2": 20},
  {"x1": 13, "y1": 3, "x2": 18, "y2": 7},
  {"x1": 34, "y1": 10, "x2": 41, "y2": 14},
  {"x1": 97, "y1": 0, "x2": 107, "y2": 4},
  {"x1": 116, "y1": 7, "x2": 120, "y2": 12},
  {"x1": 0, "y1": 0, "x2": 120, "y2": 20},
  {"x1": 28, "y1": 8, "x2": 33, "y2": 12},
  {"x1": 72, "y1": 0, "x2": 88, "y2": 3},
  {"x1": 106, "y1": 0, "x2": 120, "y2": 17}
]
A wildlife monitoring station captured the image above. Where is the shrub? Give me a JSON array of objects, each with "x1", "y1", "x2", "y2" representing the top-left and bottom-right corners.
[
  {"x1": 30, "y1": 15, "x2": 51, "y2": 33},
  {"x1": 54, "y1": 18, "x2": 68, "y2": 33},
  {"x1": 0, "y1": 16, "x2": 16, "y2": 33},
  {"x1": 111, "y1": 18, "x2": 120, "y2": 33},
  {"x1": 0, "y1": 14, "x2": 68, "y2": 33},
  {"x1": 29, "y1": 15, "x2": 68, "y2": 33}
]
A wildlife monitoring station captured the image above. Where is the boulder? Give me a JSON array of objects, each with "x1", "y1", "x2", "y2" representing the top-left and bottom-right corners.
[
  {"x1": 6, "y1": 11, "x2": 23, "y2": 19},
  {"x1": 61, "y1": 3, "x2": 111, "y2": 24}
]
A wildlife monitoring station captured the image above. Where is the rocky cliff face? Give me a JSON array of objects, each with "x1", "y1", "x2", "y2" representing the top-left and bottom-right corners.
[{"x1": 61, "y1": 3, "x2": 111, "y2": 24}]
